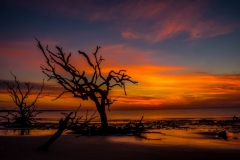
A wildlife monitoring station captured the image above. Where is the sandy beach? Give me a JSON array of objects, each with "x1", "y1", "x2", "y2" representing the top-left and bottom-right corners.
[{"x1": 1, "y1": 132, "x2": 239, "y2": 160}]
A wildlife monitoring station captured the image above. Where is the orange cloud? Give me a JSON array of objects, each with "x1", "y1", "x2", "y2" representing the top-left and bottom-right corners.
[
  {"x1": 1, "y1": 71, "x2": 240, "y2": 109},
  {"x1": 103, "y1": 72, "x2": 240, "y2": 108}
]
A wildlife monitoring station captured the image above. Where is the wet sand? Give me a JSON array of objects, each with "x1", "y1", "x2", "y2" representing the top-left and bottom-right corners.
[{"x1": 0, "y1": 133, "x2": 239, "y2": 160}]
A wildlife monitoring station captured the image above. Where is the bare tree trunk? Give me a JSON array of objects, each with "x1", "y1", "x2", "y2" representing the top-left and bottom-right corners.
[
  {"x1": 20, "y1": 129, "x2": 25, "y2": 135},
  {"x1": 98, "y1": 107, "x2": 108, "y2": 130},
  {"x1": 91, "y1": 95, "x2": 109, "y2": 130}
]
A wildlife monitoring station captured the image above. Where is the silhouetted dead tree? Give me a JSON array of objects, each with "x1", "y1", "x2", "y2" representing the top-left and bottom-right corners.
[
  {"x1": 0, "y1": 72, "x2": 44, "y2": 128},
  {"x1": 36, "y1": 39, "x2": 138, "y2": 130}
]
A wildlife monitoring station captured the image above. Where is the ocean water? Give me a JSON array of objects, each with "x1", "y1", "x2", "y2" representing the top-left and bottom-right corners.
[
  {"x1": 31, "y1": 107, "x2": 240, "y2": 122},
  {"x1": 0, "y1": 107, "x2": 239, "y2": 136},
  {"x1": 107, "y1": 107, "x2": 240, "y2": 121}
]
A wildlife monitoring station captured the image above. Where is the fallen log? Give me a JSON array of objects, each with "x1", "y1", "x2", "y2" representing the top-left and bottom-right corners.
[{"x1": 37, "y1": 112, "x2": 73, "y2": 151}]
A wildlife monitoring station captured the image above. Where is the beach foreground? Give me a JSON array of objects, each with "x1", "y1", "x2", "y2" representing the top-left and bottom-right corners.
[{"x1": 1, "y1": 133, "x2": 239, "y2": 160}]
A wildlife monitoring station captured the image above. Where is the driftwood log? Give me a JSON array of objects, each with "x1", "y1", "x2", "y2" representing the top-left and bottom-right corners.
[{"x1": 37, "y1": 112, "x2": 73, "y2": 151}]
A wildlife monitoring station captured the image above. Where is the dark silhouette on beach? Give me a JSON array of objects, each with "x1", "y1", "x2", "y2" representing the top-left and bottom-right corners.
[
  {"x1": 38, "y1": 106, "x2": 100, "y2": 150},
  {"x1": 37, "y1": 111, "x2": 73, "y2": 151},
  {"x1": 36, "y1": 39, "x2": 137, "y2": 130},
  {"x1": 0, "y1": 72, "x2": 44, "y2": 135}
]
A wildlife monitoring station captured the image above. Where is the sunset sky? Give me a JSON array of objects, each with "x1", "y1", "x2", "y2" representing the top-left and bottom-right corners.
[{"x1": 0, "y1": 0, "x2": 240, "y2": 110}]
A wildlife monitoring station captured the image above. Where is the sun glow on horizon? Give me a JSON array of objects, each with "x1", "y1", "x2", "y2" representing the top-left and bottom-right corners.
[{"x1": 1, "y1": 66, "x2": 239, "y2": 110}]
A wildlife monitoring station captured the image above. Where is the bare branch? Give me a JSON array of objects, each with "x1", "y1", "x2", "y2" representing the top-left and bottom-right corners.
[
  {"x1": 78, "y1": 51, "x2": 94, "y2": 67},
  {"x1": 52, "y1": 91, "x2": 69, "y2": 101}
]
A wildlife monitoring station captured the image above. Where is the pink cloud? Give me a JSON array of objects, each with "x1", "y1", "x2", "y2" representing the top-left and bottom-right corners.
[
  {"x1": 99, "y1": 44, "x2": 153, "y2": 65},
  {"x1": 189, "y1": 21, "x2": 237, "y2": 39},
  {"x1": 0, "y1": 39, "x2": 59, "y2": 55},
  {"x1": 9, "y1": 1, "x2": 238, "y2": 42},
  {"x1": 118, "y1": 1, "x2": 238, "y2": 42},
  {"x1": 121, "y1": 31, "x2": 140, "y2": 39}
]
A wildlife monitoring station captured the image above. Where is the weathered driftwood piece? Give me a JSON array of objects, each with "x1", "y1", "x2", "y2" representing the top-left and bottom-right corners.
[
  {"x1": 122, "y1": 116, "x2": 145, "y2": 134},
  {"x1": 37, "y1": 112, "x2": 73, "y2": 151},
  {"x1": 37, "y1": 106, "x2": 98, "y2": 150},
  {"x1": 218, "y1": 130, "x2": 228, "y2": 140},
  {"x1": 68, "y1": 110, "x2": 99, "y2": 135},
  {"x1": 233, "y1": 115, "x2": 240, "y2": 122}
]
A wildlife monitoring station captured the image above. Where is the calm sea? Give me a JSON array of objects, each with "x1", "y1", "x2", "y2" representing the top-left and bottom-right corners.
[
  {"x1": 32, "y1": 107, "x2": 240, "y2": 122},
  {"x1": 0, "y1": 107, "x2": 239, "y2": 136}
]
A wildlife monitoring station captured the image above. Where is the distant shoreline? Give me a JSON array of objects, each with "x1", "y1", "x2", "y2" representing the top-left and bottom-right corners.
[
  {"x1": 0, "y1": 109, "x2": 71, "y2": 112},
  {"x1": 0, "y1": 106, "x2": 240, "y2": 112}
]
